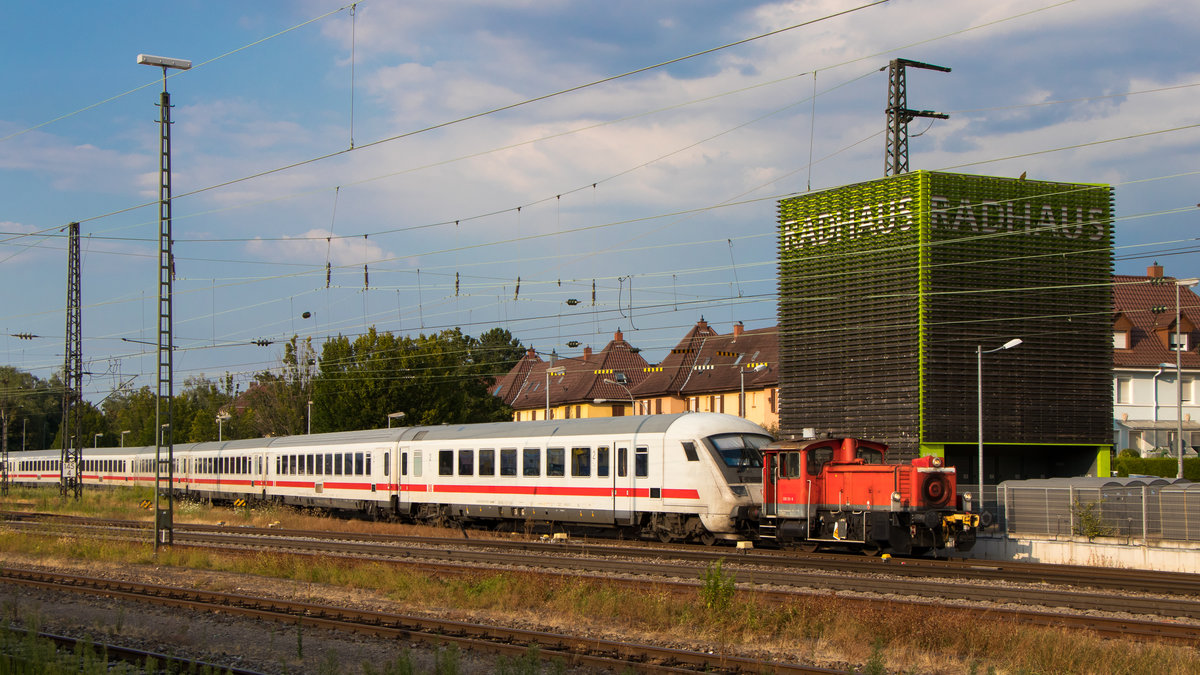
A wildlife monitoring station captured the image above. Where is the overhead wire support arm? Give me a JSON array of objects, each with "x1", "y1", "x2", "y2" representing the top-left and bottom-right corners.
[{"x1": 885, "y1": 58, "x2": 951, "y2": 176}]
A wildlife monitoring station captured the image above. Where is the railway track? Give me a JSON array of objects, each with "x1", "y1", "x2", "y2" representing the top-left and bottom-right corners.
[
  {"x1": 5, "y1": 511, "x2": 1200, "y2": 645},
  {"x1": 0, "y1": 566, "x2": 842, "y2": 674}
]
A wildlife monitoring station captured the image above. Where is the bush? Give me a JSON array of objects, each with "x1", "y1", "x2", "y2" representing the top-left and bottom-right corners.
[{"x1": 1113, "y1": 456, "x2": 1200, "y2": 480}]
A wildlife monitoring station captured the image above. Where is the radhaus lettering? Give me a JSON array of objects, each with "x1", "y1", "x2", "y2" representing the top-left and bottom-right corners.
[
  {"x1": 929, "y1": 195, "x2": 1106, "y2": 241},
  {"x1": 781, "y1": 196, "x2": 915, "y2": 249},
  {"x1": 782, "y1": 193, "x2": 1106, "y2": 251}
]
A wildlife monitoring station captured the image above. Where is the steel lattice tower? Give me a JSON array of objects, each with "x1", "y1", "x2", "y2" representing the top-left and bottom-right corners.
[
  {"x1": 885, "y1": 58, "x2": 950, "y2": 176},
  {"x1": 61, "y1": 221, "x2": 83, "y2": 500},
  {"x1": 152, "y1": 87, "x2": 176, "y2": 549}
]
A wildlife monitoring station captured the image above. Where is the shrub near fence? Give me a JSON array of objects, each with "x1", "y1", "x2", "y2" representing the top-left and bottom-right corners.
[{"x1": 1114, "y1": 457, "x2": 1200, "y2": 481}]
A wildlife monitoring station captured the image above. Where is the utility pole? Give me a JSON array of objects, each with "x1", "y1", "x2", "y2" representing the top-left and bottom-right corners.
[
  {"x1": 885, "y1": 58, "x2": 950, "y2": 176},
  {"x1": 61, "y1": 221, "x2": 83, "y2": 500}
]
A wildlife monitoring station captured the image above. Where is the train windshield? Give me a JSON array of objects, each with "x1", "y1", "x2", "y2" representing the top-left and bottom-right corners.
[{"x1": 705, "y1": 433, "x2": 772, "y2": 483}]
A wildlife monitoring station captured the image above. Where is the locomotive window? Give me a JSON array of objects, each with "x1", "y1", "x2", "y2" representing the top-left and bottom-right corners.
[
  {"x1": 459, "y1": 450, "x2": 474, "y2": 476},
  {"x1": 856, "y1": 447, "x2": 883, "y2": 464},
  {"x1": 439, "y1": 450, "x2": 454, "y2": 476},
  {"x1": 635, "y1": 447, "x2": 648, "y2": 478},
  {"x1": 523, "y1": 448, "x2": 541, "y2": 477},
  {"x1": 617, "y1": 447, "x2": 628, "y2": 477},
  {"x1": 500, "y1": 448, "x2": 517, "y2": 476},
  {"x1": 547, "y1": 448, "x2": 565, "y2": 477},
  {"x1": 785, "y1": 452, "x2": 801, "y2": 478},
  {"x1": 708, "y1": 434, "x2": 767, "y2": 470},
  {"x1": 807, "y1": 446, "x2": 834, "y2": 475},
  {"x1": 571, "y1": 447, "x2": 590, "y2": 477},
  {"x1": 597, "y1": 446, "x2": 610, "y2": 477},
  {"x1": 681, "y1": 442, "x2": 699, "y2": 462},
  {"x1": 479, "y1": 449, "x2": 495, "y2": 476}
]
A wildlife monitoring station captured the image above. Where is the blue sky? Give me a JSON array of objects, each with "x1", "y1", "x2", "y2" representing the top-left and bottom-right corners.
[{"x1": 2, "y1": 0, "x2": 1199, "y2": 401}]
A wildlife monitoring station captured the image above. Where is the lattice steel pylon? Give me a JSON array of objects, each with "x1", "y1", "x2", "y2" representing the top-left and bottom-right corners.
[
  {"x1": 61, "y1": 221, "x2": 83, "y2": 500},
  {"x1": 153, "y1": 87, "x2": 176, "y2": 549},
  {"x1": 885, "y1": 58, "x2": 951, "y2": 176}
]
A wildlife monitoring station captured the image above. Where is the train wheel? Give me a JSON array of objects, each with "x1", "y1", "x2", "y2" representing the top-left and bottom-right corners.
[
  {"x1": 860, "y1": 544, "x2": 883, "y2": 557},
  {"x1": 657, "y1": 530, "x2": 673, "y2": 544},
  {"x1": 698, "y1": 532, "x2": 717, "y2": 546},
  {"x1": 797, "y1": 542, "x2": 820, "y2": 553}
]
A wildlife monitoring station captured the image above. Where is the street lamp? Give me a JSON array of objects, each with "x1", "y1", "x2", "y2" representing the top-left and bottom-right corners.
[
  {"x1": 977, "y1": 338, "x2": 1022, "y2": 511},
  {"x1": 215, "y1": 413, "x2": 230, "y2": 442},
  {"x1": 740, "y1": 364, "x2": 767, "y2": 418},
  {"x1": 1174, "y1": 278, "x2": 1199, "y2": 478},
  {"x1": 545, "y1": 366, "x2": 565, "y2": 419},
  {"x1": 120, "y1": 430, "x2": 130, "y2": 448},
  {"x1": 603, "y1": 378, "x2": 635, "y2": 414},
  {"x1": 387, "y1": 411, "x2": 406, "y2": 428},
  {"x1": 307, "y1": 400, "x2": 313, "y2": 435},
  {"x1": 94, "y1": 433, "x2": 102, "y2": 448}
]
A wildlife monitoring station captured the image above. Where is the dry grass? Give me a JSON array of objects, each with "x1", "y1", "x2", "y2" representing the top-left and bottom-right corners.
[{"x1": 2, "y1": 489, "x2": 1196, "y2": 674}]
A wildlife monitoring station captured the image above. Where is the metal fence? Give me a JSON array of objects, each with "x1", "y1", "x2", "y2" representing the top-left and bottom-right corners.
[{"x1": 984, "y1": 477, "x2": 1197, "y2": 542}]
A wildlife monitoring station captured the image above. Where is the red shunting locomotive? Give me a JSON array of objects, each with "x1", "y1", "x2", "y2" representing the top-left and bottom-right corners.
[{"x1": 759, "y1": 437, "x2": 978, "y2": 555}]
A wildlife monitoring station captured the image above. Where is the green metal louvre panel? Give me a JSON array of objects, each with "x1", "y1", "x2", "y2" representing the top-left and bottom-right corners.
[
  {"x1": 778, "y1": 174, "x2": 924, "y2": 456},
  {"x1": 920, "y1": 173, "x2": 1114, "y2": 445}
]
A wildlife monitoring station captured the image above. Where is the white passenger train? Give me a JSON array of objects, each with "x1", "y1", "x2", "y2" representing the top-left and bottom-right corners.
[{"x1": 6, "y1": 413, "x2": 773, "y2": 543}]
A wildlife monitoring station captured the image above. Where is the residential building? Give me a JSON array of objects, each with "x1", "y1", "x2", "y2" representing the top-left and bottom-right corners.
[{"x1": 1112, "y1": 264, "x2": 1200, "y2": 457}]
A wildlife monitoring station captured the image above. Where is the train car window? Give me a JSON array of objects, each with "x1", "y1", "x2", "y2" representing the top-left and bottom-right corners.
[
  {"x1": 523, "y1": 448, "x2": 541, "y2": 477},
  {"x1": 356, "y1": 452, "x2": 365, "y2": 475},
  {"x1": 597, "y1": 446, "x2": 610, "y2": 477},
  {"x1": 315, "y1": 454, "x2": 323, "y2": 475},
  {"x1": 365, "y1": 453, "x2": 371, "y2": 475},
  {"x1": 856, "y1": 447, "x2": 884, "y2": 464},
  {"x1": 479, "y1": 449, "x2": 495, "y2": 476},
  {"x1": 570, "y1": 447, "x2": 590, "y2": 477},
  {"x1": 414, "y1": 452, "x2": 423, "y2": 477},
  {"x1": 325, "y1": 453, "x2": 332, "y2": 475},
  {"x1": 383, "y1": 452, "x2": 390, "y2": 476},
  {"x1": 257, "y1": 456, "x2": 262, "y2": 475},
  {"x1": 334, "y1": 454, "x2": 343, "y2": 475},
  {"x1": 617, "y1": 447, "x2": 628, "y2": 477},
  {"x1": 401, "y1": 452, "x2": 408, "y2": 476},
  {"x1": 458, "y1": 450, "x2": 475, "y2": 476},
  {"x1": 547, "y1": 448, "x2": 565, "y2": 477},
  {"x1": 439, "y1": 450, "x2": 454, "y2": 476},
  {"x1": 681, "y1": 442, "x2": 699, "y2": 462},
  {"x1": 500, "y1": 449, "x2": 517, "y2": 476},
  {"x1": 634, "y1": 447, "x2": 648, "y2": 478},
  {"x1": 807, "y1": 446, "x2": 833, "y2": 475}
]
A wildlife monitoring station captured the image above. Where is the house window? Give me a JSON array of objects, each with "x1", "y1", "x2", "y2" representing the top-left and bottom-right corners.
[
  {"x1": 1170, "y1": 332, "x2": 1190, "y2": 351},
  {"x1": 1115, "y1": 377, "x2": 1132, "y2": 404},
  {"x1": 1183, "y1": 378, "x2": 1193, "y2": 403},
  {"x1": 1113, "y1": 331, "x2": 1129, "y2": 349}
]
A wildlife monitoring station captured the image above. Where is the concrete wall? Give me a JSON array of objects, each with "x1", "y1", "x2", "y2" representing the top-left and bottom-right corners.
[{"x1": 970, "y1": 533, "x2": 1200, "y2": 573}]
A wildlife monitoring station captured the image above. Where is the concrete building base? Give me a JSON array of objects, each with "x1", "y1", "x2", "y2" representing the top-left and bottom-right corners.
[{"x1": 967, "y1": 533, "x2": 1200, "y2": 573}]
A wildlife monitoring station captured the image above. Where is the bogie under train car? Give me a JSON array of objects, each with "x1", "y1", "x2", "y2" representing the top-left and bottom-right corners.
[
  {"x1": 6, "y1": 413, "x2": 772, "y2": 544},
  {"x1": 760, "y1": 437, "x2": 978, "y2": 554}
]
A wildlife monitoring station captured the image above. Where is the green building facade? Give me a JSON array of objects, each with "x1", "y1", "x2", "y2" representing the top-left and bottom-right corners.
[{"x1": 777, "y1": 171, "x2": 1114, "y2": 483}]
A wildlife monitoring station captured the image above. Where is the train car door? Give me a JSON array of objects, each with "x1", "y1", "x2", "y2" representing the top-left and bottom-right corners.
[
  {"x1": 613, "y1": 442, "x2": 634, "y2": 525},
  {"x1": 397, "y1": 446, "x2": 410, "y2": 513}
]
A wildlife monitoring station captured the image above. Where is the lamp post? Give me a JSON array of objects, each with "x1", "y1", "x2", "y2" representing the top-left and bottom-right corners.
[
  {"x1": 387, "y1": 411, "x2": 406, "y2": 428},
  {"x1": 120, "y1": 430, "x2": 130, "y2": 448},
  {"x1": 1175, "y1": 278, "x2": 1199, "y2": 479},
  {"x1": 94, "y1": 433, "x2": 102, "y2": 448},
  {"x1": 740, "y1": 364, "x2": 767, "y2": 418},
  {"x1": 139, "y1": 53, "x2": 190, "y2": 552},
  {"x1": 545, "y1": 366, "x2": 565, "y2": 419},
  {"x1": 215, "y1": 413, "x2": 230, "y2": 442},
  {"x1": 603, "y1": 378, "x2": 635, "y2": 414},
  {"x1": 307, "y1": 400, "x2": 313, "y2": 435},
  {"x1": 977, "y1": 338, "x2": 1022, "y2": 510}
]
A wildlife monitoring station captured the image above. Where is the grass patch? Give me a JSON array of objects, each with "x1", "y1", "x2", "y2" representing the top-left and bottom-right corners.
[{"x1": 2, "y1": 489, "x2": 1198, "y2": 674}]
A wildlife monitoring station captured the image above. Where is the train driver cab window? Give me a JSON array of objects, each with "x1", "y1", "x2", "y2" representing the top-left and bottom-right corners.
[
  {"x1": 635, "y1": 446, "x2": 649, "y2": 478},
  {"x1": 459, "y1": 449, "x2": 474, "y2": 476},
  {"x1": 547, "y1": 448, "x2": 565, "y2": 477},
  {"x1": 570, "y1": 447, "x2": 590, "y2": 477},
  {"x1": 856, "y1": 447, "x2": 883, "y2": 464},
  {"x1": 807, "y1": 446, "x2": 834, "y2": 475},
  {"x1": 681, "y1": 442, "x2": 699, "y2": 462},
  {"x1": 523, "y1": 448, "x2": 541, "y2": 477},
  {"x1": 500, "y1": 448, "x2": 517, "y2": 476},
  {"x1": 479, "y1": 449, "x2": 495, "y2": 476},
  {"x1": 439, "y1": 450, "x2": 454, "y2": 476},
  {"x1": 785, "y1": 452, "x2": 801, "y2": 478},
  {"x1": 597, "y1": 446, "x2": 610, "y2": 477}
]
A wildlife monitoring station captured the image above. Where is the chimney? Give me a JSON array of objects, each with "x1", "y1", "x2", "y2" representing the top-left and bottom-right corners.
[
  {"x1": 583, "y1": 346, "x2": 593, "y2": 359},
  {"x1": 732, "y1": 321, "x2": 744, "y2": 338},
  {"x1": 696, "y1": 317, "x2": 708, "y2": 331},
  {"x1": 1148, "y1": 262, "x2": 1164, "y2": 278},
  {"x1": 527, "y1": 346, "x2": 537, "y2": 357},
  {"x1": 613, "y1": 329, "x2": 623, "y2": 343}
]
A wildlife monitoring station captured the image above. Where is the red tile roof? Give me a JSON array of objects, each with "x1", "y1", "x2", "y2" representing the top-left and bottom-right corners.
[
  {"x1": 507, "y1": 330, "x2": 650, "y2": 409},
  {"x1": 634, "y1": 320, "x2": 779, "y2": 397},
  {"x1": 1112, "y1": 270, "x2": 1200, "y2": 368}
]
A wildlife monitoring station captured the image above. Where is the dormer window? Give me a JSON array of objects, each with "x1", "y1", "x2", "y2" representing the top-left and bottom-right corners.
[
  {"x1": 1112, "y1": 312, "x2": 1132, "y2": 350},
  {"x1": 1170, "y1": 332, "x2": 1191, "y2": 351}
]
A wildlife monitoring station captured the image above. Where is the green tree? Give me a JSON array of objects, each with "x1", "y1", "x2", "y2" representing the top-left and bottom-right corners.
[
  {"x1": 236, "y1": 336, "x2": 317, "y2": 438},
  {"x1": 0, "y1": 367, "x2": 63, "y2": 452}
]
